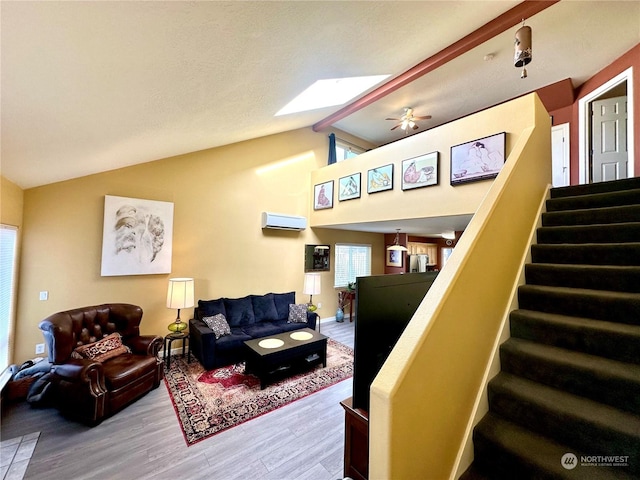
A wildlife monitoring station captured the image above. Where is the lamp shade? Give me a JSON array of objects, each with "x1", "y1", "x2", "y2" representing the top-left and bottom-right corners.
[
  {"x1": 303, "y1": 273, "x2": 321, "y2": 296},
  {"x1": 166, "y1": 278, "x2": 195, "y2": 310}
]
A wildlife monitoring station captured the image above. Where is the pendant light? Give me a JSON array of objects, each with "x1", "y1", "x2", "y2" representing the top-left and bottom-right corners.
[
  {"x1": 514, "y1": 19, "x2": 532, "y2": 79},
  {"x1": 387, "y1": 229, "x2": 408, "y2": 252}
]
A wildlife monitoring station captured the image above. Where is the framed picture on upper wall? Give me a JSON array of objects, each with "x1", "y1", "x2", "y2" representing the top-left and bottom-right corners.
[
  {"x1": 386, "y1": 249, "x2": 403, "y2": 268},
  {"x1": 339, "y1": 173, "x2": 361, "y2": 201},
  {"x1": 101, "y1": 195, "x2": 174, "y2": 276},
  {"x1": 450, "y1": 132, "x2": 506, "y2": 185},
  {"x1": 314, "y1": 180, "x2": 334, "y2": 210},
  {"x1": 367, "y1": 164, "x2": 394, "y2": 194},
  {"x1": 402, "y1": 151, "x2": 439, "y2": 190}
]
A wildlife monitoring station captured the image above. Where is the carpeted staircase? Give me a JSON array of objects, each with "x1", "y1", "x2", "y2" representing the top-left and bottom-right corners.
[{"x1": 461, "y1": 177, "x2": 640, "y2": 479}]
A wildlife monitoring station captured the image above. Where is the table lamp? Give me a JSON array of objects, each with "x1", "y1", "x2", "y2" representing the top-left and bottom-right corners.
[
  {"x1": 303, "y1": 272, "x2": 321, "y2": 312},
  {"x1": 166, "y1": 277, "x2": 194, "y2": 333}
]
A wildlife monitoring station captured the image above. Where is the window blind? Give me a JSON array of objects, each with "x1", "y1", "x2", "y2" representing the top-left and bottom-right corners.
[
  {"x1": 334, "y1": 244, "x2": 371, "y2": 287},
  {"x1": 0, "y1": 225, "x2": 18, "y2": 373}
]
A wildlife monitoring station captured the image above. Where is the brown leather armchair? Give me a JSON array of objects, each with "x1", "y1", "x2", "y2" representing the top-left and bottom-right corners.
[{"x1": 39, "y1": 303, "x2": 163, "y2": 425}]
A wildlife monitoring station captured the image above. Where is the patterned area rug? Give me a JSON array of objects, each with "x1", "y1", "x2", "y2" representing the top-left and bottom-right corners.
[{"x1": 164, "y1": 338, "x2": 353, "y2": 445}]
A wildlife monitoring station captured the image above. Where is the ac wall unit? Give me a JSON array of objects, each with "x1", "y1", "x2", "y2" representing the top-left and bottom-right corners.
[{"x1": 261, "y1": 212, "x2": 307, "y2": 231}]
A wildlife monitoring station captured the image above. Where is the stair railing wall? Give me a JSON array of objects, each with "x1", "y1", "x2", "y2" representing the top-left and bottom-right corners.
[
  {"x1": 452, "y1": 185, "x2": 550, "y2": 478},
  {"x1": 369, "y1": 94, "x2": 552, "y2": 480}
]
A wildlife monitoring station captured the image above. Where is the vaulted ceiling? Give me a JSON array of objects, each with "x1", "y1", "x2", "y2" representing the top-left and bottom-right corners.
[{"x1": 2, "y1": 1, "x2": 639, "y2": 190}]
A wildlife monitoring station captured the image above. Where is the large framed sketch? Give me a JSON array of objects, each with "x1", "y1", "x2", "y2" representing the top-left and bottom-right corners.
[
  {"x1": 101, "y1": 195, "x2": 174, "y2": 276},
  {"x1": 450, "y1": 132, "x2": 506, "y2": 185}
]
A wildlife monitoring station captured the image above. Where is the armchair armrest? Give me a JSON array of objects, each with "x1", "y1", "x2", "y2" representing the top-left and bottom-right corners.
[
  {"x1": 52, "y1": 358, "x2": 107, "y2": 395},
  {"x1": 127, "y1": 335, "x2": 163, "y2": 357}
]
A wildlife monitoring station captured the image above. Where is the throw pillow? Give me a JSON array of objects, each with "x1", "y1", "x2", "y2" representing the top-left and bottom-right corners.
[
  {"x1": 288, "y1": 304, "x2": 308, "y2": 323},
  {"x1": 73, "y1": 332, "x2": 131, "y2": 363},
  {"x1": 203, "y1": 313, "x2": 232, "y2": 339}
]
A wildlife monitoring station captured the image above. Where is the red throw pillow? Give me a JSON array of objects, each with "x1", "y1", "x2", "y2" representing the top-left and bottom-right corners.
[{"x1": 73, "y1": 332, "x2": 131, "y2": 362}]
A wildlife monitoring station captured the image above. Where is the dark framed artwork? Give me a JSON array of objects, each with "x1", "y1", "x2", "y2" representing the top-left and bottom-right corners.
[
  {"x1": 313, "y1": 180, "x2": 334, "y2": 210},
  {"x1": 402, "y1": 151, "x2": 439, "y2": 190},
  {"x1": 338, "y1": 173, "x2": 361, "y2": 201},
  {"x1": 450, "y1": 132, "x2": 506, "y2": 185},
  {"x1": 367, "y1": 164, "x2": 394, "y2": 194},
  {"x1": 386, "y1": 249, "x2": 403, "y2": 267}
]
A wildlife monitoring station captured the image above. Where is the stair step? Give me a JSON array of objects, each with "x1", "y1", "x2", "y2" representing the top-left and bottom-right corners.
[
  {"x1": 471, "y1": 413, "x2": 636, "y2": 480},
  {"x1": 500, "y1": 338, "x2": 640, "y2": 413},
  {"x1": 537, "y1": 223, "x2": 640, "y2": 245},
  {"x1": 542, "y1": 205, "x2": 640, "y2": 227},
  {"x1": 531, "y1": 243, "x2": 640, "y2": 266},
  {"x1": 510, "y1": 309, "x2": 640, "y2": 365},
  {"x1": 524, "y1": 263, "x2": 640, "y2": 293},
  {"x1": 547, "y1": 188, "x2": 640, "y2": 212},
  {"x1": 487, "y1": 373, "x2": 640, "y2": 471},
  {"x1": 518, "y1": 284, "x2": 640, "y2": 326},
  {"x1": 551, "y1": 177, "x2": 640, "y2": 199}
]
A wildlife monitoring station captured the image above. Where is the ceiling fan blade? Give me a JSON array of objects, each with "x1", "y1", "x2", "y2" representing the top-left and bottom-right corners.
[
  {"x1": 385, "y1": 117, "x2": 401, "y2": 121},
  {"x1": 390, "y1": 124, "x2": 401, "y2": 131},
  {"x1": 412, "y1": 124, "x2": 420, "y2": 130},
  {"x1": 413, "y1": 115, "x2": 432, "y2": 120}
]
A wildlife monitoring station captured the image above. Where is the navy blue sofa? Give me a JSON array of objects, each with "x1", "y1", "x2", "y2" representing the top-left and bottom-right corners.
[{"x1": 189, "y1": 291, "x2": 318, "y2": 370}]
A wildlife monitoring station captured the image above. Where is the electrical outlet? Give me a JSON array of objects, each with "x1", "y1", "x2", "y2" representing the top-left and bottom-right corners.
[
  {"x1": 35, "y1": 343, "x2": 45, "y2": 355},
  {"x1": 39, "y1": 291, "x2": 48, "y2": 301},
  {"x1": 317, "y1": 302, "x2": 322, "y2": 309}
]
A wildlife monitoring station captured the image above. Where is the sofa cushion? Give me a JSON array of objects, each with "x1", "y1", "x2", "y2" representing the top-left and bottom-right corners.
[
  {"x1": 242, "y1": 322, "x2": 283, "y2": 338},
  {"x1": 73, "y1": 332, "x2": 131, "y2": 363},
  {"x1": 197, "y1": 298, "x2": 226, "y2": 319},
  {"x1": 272, "y1": 291, "x2": 295, "y2": 320},
  {"x1": 202, "y1": 313, "x2": 231, "y2": 339},
  {"x1": 288, "y1": 304, "x2": 309, "y2": 323},
  {"x1": 224, "y1": 296, "x2": 256, "y2": 327},
  {"x1": 251, "y1": 294, "x2": 279, "y2": 322},
  {"x1": 271, "y1": 319, "x2": 308, "y2": 333},
  {"x1": 215, "y1": 328, "x2": 252, "y2": 353}
]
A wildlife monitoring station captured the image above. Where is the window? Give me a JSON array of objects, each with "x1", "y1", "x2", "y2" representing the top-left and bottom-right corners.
[
  {"x1": 0, "y1": 225, "x2": 18, "y2": 374},
  {"x1": 336, "y1": 141, "x2": 365, "y2": 163},
  {"x1": 334, "y1": 244, "x2": 371, "y2": 287}
]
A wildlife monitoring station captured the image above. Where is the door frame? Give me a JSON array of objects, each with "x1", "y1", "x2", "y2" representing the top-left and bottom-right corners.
[{"x1": 578, "y1": 67, "x2": 634, "y2": 184}]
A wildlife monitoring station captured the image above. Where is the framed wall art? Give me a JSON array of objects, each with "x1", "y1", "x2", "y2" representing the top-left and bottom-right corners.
[
  {"x1": 386, "y1": 249, "x2": 403, "y2": 268},
  {"x1": 402, "y1": 152, "x2": 439, "y2": 190},
  {"x1": 101, "y1": 195, "x2": 174, "y2": 276},
  {"x1": 338, "y1": 173, "x2": 361, "y2": 201},
  {"x1": 450, "y1": 132, "x2": 506, "y2": 185},
  {"x1": 314, "y1": 180, "x2": 334, "y2": 210},
  {"x1": 367, "y1": 164, "x2": 394, "y2": 194}
]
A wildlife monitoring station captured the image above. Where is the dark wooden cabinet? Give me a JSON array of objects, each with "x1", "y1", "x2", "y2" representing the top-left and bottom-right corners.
[{"x1": 341, "y1": 397, "x2": 369, "y2": 480}]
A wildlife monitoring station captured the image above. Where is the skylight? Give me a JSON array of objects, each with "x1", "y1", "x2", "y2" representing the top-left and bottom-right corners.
[{"x1": 275, "y1": 75, "x2": 390, "y2": 116}]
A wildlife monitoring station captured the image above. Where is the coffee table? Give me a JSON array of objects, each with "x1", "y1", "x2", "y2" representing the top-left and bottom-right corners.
[{"x1": 244, "y1": 328, "x2": 328, "y2": 389}]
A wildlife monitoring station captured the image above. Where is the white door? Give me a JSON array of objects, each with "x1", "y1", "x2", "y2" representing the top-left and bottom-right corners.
[
  {"x1": 551, "y1": 123, "x2": 570, "y2": 187},
  {"x1": 591, "y1": 96, "x2": 628, "y2": 182}
]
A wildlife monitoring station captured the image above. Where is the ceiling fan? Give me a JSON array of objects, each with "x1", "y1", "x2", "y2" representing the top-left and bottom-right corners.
[{"x1": 386, "y1": 107, "x2": 432, "y2": 132}]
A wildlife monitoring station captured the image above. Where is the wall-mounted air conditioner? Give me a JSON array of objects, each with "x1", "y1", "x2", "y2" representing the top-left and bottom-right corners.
[{"x1": 261, "y1": 212, "x2": 307, "y2": 231}]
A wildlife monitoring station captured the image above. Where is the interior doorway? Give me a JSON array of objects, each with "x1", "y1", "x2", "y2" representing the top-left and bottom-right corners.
[{"x1": 578, "y1": 67, "x2": 635, "y2": 184}]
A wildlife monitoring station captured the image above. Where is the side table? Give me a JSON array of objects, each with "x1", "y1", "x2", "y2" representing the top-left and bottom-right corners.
[{"x1": 164, "y1": 332, "x2": 190, "y2": 369}]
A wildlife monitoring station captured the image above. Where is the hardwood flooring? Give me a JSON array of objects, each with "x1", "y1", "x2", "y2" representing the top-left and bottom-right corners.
[{"x1": 1, "y1": 319, "x2": 355, "y2": 480}]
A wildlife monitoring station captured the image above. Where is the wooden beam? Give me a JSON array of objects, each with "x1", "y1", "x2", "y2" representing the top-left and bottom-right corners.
[{"x1": 312, "y1": 0, "x2": 560, "y2": 132}]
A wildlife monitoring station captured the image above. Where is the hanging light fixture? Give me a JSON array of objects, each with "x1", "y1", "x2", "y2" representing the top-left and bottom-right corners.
[
  {"x1": 514, "y1": 19, "x2": 532, "y2": 79},
  {"x1": 387, "y1": 229, "x2": 408, "y2": 252}
]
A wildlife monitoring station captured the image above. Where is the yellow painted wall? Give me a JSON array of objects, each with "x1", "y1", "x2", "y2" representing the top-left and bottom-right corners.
[
  {"x1": 13, "y1": 128, "x2": 383, "y2": 364},
  {"x1": 369, "y1": 94, "x2": 552, "y2": 479},
  {"x1": 1, "y1": 176, "x2": 24, "y2": 228}
]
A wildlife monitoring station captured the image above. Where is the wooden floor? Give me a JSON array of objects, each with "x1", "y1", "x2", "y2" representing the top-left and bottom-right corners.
[{"x1": 1, "y1": 319, "x2": 355, "y2": 480}]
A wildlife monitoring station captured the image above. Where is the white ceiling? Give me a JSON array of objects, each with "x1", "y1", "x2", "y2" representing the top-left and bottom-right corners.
[{"x1": 2, "y1": 1, "x2": 639, "y2": 234}]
